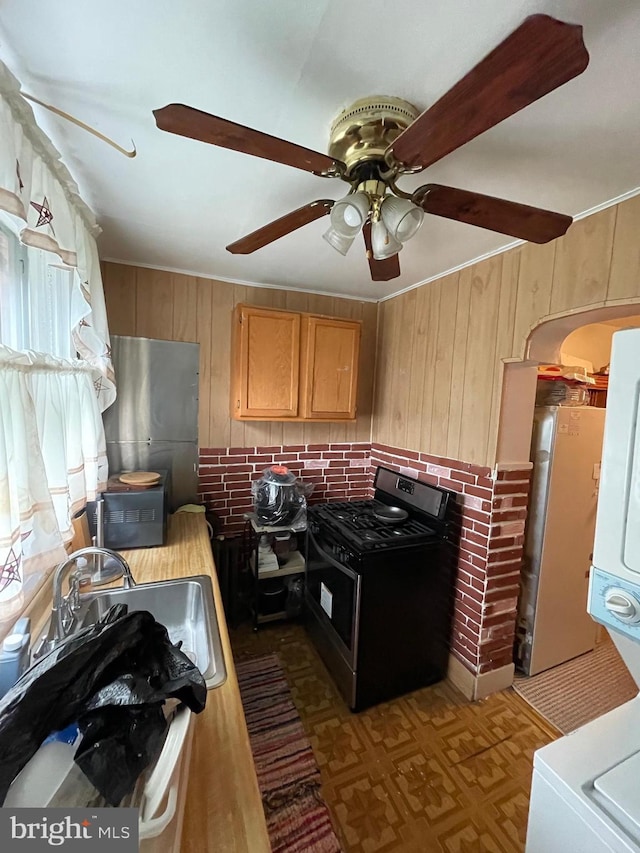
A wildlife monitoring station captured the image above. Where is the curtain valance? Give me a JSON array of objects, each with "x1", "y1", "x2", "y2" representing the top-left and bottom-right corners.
[{"x1": 0, "y1": 61, "x2": 115, "y2": 411}]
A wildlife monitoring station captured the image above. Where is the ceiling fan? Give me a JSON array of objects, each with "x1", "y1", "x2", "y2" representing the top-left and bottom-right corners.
[{"x1": 153, "y1": 14, "x2": 589, "y2": 282}]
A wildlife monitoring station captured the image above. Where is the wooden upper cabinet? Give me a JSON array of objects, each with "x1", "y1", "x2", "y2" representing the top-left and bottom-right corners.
[
  {"x1": 231, "y1": 304, "x2": 361, "y2": 421},
  {"x1": 233, "y1": 304, "x2": 300, "y2": 418},
  {"x1": 299, "y1": 315, "x2": 360, "y2": 419}
]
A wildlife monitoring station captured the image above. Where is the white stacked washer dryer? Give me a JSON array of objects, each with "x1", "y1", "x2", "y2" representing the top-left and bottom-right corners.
[{"x1": 526, "y1": 327, "x2": 640, "y2": 852}]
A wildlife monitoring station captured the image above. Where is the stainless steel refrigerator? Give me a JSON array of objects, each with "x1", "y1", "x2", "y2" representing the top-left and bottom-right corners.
[
  {"x1": 103, "y1": 335, "x2": 199, "y2": 511},
  {"x1": 516, "y1": 405, "x2": 605, "y2": 676}
]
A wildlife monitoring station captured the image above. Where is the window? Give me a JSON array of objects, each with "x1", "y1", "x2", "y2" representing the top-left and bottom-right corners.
[
  {"x1": 0, "y1": 219, "x2": 28, "y2": 349},
  {"x1": 0, "y1": 218, "x2": 78, "y2": 358},
  {"x1": 25, "y1": 250, "x2": 78, "y2": 359},
  {"x1": 0, "y1": 219, "x2": 107, "y2": 634}
]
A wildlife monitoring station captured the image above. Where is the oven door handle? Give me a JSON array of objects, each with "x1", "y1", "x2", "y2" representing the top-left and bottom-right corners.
[{"x1": 307, "y1": 528, "x2": 358, "y2": 580}]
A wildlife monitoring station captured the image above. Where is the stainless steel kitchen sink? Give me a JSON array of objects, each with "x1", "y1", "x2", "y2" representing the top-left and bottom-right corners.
[
  {"x1": 78, "y1": 575, "x2": 226, "y2": 690},
  {"x1": 37, "y1": 575, "x2": 226, "y2": 690}
]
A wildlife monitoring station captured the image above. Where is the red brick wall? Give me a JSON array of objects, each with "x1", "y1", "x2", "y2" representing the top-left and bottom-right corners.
[
  {"x1": 370, "y1": 444, "x2": 531, "y2": 677},
  {"x1": 199, "y1": 440, "x2": 531, "y2": 679},
  {"x1": 198, "y1": 443, "x2": 372, "y2": 536}
]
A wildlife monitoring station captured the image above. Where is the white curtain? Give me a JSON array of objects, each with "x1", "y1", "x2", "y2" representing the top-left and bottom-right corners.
[
  {"x1": 24, "y1": 250, "x2": 88, "y2": 359},
  {"x1": 0, "y1": 59, "x2": 115, "y2": 411},
  {"x1": 0, "y1": 347, "x2": 107, "y2": 619},
  {"x1": 0, "y1": 226, "x2": 87, "y2": 359},
  {"x1": 0, "y1": 59, "x2": 115, "y2": 624}
]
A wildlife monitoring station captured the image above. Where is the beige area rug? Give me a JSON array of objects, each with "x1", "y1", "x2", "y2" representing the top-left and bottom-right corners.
[{"x1": 513, "y1": 638, "x2": 638, "y2": 734}]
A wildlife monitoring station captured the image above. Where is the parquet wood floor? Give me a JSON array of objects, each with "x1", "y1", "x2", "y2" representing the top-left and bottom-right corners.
[{"x1": 230, "y1": 622, "x2": 559, "y2": 853}]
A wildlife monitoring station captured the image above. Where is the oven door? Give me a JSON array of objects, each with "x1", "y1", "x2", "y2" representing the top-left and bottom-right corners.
[{"x1": 305, "y1": 527, "x2": 361, "y2": 670}]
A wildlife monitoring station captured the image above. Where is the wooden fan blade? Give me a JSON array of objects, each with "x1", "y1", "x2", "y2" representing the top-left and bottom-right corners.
[
  {"x1": 416, "y1": 184, "x2": 572, "y2": 243},
  {"x1": 226, "y1": 200, "x2": 334, "y2": 254},
  {"x1": 362, "y1": 222, "x2": 401, "y2": 281},
  {"x1": 154, "y1": 104, "x2": 345, "y2": 176},
  {"x1": 388, "y1": 15, "x2": 589, "y2": 171}
]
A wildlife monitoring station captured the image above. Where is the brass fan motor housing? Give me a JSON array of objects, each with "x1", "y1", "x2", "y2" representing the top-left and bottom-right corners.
[{"x1": 328, "y1": 96, "x2": 420, "y2": 176}]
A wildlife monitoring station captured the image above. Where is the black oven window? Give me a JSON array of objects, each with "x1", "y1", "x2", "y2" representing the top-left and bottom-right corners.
[{"x1": 307, "y1": 557, "x2": 356, "y2": 652}]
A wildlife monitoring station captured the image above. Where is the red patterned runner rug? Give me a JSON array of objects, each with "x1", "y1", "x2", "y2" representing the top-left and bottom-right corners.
[{"x1": 235, "y1": 653, "x2": 342, "y2": 853}]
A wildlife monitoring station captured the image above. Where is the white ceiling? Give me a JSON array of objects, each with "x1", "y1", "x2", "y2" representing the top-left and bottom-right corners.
[{"x1": 1, "y1": 0, "x2": 639, "y2": 301}]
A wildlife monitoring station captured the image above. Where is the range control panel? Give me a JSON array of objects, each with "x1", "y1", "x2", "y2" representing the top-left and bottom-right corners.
[
  {"x1": 589, "y1": 567, "x2": 640, "y2": 640},
  {"x1": 397, "y1": 477, "x2": 415, "y2": 496}
]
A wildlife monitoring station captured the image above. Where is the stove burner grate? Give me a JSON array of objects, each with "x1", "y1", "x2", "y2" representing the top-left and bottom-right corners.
[{"x1": 310, "y1": 500, "x2": 438, "y2": 551}]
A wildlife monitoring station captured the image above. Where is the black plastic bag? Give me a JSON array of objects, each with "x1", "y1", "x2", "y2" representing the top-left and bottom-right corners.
[
  {"x1": 251, "y1": 465, "x2": 311, "y2": 529},
  {"x1": 75, "y1": 704, "x2": 168, "y2": 806},
  {"x1": 0, "y1": 604, "x2": 206, "y2": 806}
]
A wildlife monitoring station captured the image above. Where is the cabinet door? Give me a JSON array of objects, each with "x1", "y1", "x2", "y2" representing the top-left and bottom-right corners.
[
  {"x1": 300, "y1": 316, "x2": 360, "y2": 419},
  {"x1": 233, "y1": 305, "x2": 300, "y2": 418}
]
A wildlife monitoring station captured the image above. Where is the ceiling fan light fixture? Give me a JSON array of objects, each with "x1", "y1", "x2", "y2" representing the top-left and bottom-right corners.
[
  {"x1": 155, "y1": 15, "x2": 589, "y2": 283},
  {"x1": 322, "y1": 225, "x2": 356, "y2": 256},
  {"x1": 381, "y1": 196, "x2": 424, "y2": 242},
  {"x1": 371, "y1": 219, "x2": 402, "y2": 260},
  {"x1": 330, "y1": 191, "x2": 370, "y2": 237}
]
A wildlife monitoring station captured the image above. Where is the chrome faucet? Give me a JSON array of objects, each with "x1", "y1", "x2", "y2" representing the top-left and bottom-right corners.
[{"x1": 35, "y1": 546, "x2": 136, "y2": 659}]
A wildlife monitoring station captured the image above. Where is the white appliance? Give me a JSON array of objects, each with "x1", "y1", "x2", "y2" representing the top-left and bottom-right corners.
[
  {"x1": 5, "y1": 706, "x2": 194, "y2": 853},
  {"x1": 517, "y1": 405, "x2": 604, "y2": 675},
  {"x1": 526, "y1": 327, "x2": 640, "y2": 852}
]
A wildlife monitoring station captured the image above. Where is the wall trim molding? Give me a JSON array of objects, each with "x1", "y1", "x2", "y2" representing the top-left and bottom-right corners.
[
  {"x1": 447, "y1": 654, "x2": 515, "y2": 701},
  {"x1": 100, "y1": 257, "x2": 380, "y2": 303},
  {"x1": 474, "y1": 662, "x2": 515, "y2": 700},
  {"x1": 494, "y1": 461, "x2": 533, "y2": 473},
  {"x1": 447, "y1": 654, "x2": 477, "y2": 700},
  {"x1": 527, "y1": 300, "x2": 640, "y2": 363}
]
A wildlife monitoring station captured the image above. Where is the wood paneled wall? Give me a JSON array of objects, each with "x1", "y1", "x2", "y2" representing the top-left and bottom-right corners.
[
  {"x1": 101, "y1": 193, "x2": 640, "y2": 466},
  {"x1": 373, "y1": 194, "x2": 640, "y2": 467},
  {"x1": 101, "y1": 263, "x2": 377, "y2": 448}
]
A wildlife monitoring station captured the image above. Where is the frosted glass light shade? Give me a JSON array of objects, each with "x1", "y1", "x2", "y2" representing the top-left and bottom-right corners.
[
  {"x1": 371, "y1": 220, "x2": 402, "y2": 260},
  {"x1": 330, "y1": 191, "x2": 370, "y2": 237},
  {"x1": 323, "y1": 225, "x2": 356, "y2": 256},
  {"x1": 380, "y1": 196, "x2": 424, "y2": 242}
]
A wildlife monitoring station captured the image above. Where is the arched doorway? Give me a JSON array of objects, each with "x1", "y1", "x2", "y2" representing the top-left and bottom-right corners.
[
  {"x1": 496, "y1": 302, "x2": 640, "y2": 465},
  {"x1": 497, "y1": 303, "x2": 640, "y2": 700}
]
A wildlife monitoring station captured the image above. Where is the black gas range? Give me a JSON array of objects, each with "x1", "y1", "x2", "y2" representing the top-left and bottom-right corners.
[{"x1": 304, "y1": 466, "x2": 455, "y2": 711}]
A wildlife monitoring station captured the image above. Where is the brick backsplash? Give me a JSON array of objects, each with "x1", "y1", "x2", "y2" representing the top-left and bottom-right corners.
[
  {"x1": 200, "y1": 440, "x2": 531, "y2": 680},
  {"x1": 370, "y1": 444, "x2": 531, "y2": 678},
  {"x1": 198, "y1": 443, "x2": 372, "y2": 536}
]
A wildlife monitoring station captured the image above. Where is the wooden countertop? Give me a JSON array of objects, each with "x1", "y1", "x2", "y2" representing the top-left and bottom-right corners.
[{"x1": 119, "y1": 512, "x2": 271, "y2": 853}]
